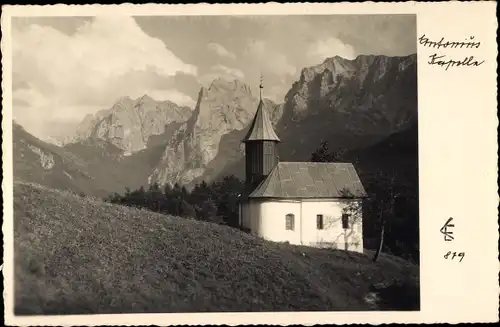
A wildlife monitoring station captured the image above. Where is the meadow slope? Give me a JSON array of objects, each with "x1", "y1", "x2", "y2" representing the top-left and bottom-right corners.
[{"x1": 14, "y1": 182, "x2": 419, "y2": 315}]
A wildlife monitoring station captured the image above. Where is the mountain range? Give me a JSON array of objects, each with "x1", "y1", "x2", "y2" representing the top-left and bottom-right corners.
[{"x1": 13, "y1": 54, "x2": 418, "y2": 197}]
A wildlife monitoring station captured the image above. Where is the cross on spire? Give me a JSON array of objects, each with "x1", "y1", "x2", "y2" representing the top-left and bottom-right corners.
[{"x1": 259, "y1": 73, "x2": 264, "y2": 100}]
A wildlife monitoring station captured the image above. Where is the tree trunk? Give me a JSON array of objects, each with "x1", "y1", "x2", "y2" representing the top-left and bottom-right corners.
[
  {"x1": 373, "y1": 220, "x2": 385, "y2": 262},
  {"x1": 373, "y1": 194, "x2": 394, "y2": 262}
]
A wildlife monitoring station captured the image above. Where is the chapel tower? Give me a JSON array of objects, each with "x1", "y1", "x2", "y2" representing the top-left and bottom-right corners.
[{"x1": 242, "y1": 76, "x2": 281, "y2": 190}]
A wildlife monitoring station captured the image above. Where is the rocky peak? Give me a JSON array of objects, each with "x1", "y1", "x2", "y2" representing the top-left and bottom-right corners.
[
  {"x1": 137, "y1": 94, "x2": 155, "y2": 103},
  {"x1": 208, "y1": 78, "x2": 253, "y2": 95},
  {"x1": 285, "y1": 53, "x2": 417, "y2": 120},
  {"x1": 299, "y1": 55, "x2": 354, "y2": 83},
  {"x1": 275, "y1": 53, "x2": 417, "y2": 163},
  {"x1": 114, "y1": 96, "x2": 134, "y2": 108},
  {"x1": 148, "y1": 78, "x2": 283, "y2": 187},
  {"x1": 192, "y1": 77, "x2": 259, "y2": 138},
  {"x1": 67, "y1": 95, "x2": 193, "y2": 153}
]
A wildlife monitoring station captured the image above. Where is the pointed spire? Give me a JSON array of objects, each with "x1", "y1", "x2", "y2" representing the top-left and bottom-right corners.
[{"x1": 242, "y1": 77, "x2": 280, "y2": 143}]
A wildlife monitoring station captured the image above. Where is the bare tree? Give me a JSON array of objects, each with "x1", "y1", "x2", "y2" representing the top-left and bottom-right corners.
[
  {"x1": 309, "y1": 140, "x2": 416, "y2": 261},
  {"x1": 339, "y1": 188, "x2": 363, "y2": 251},
  {"x1": 369, "y1": 170, "x2": 401, "y2": 262},
  {"x1": 316, "y1": 188, "x2": 363, "y2": 251}
]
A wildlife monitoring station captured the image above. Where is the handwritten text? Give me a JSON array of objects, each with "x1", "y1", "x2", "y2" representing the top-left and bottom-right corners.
[
  {"x1": 419, "y1": 34, "x2": 485, "y2": 71},
  {"x1": 428, "y1": 54, "x2": 484, "y2": 71},
  {"x1": 444, "y1": 251, "x2": 465, "y2": 262},
  {"x1": 419, "y1": 34, "x2": 481, "y2": 49}
]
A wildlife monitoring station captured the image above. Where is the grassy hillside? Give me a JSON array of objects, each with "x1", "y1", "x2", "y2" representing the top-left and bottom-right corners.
[{"x1": 14, "y1": 182, "x2": 419, "y2": 315}]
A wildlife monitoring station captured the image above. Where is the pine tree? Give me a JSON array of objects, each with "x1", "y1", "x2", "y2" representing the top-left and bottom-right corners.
[
  {"x1": 311, "y1": 141, "x2": 337, "y2": 162},
  {"x1": 212, "y1": 175, "x2": 243, "y2": 227},
  {"x1": 310, "y1": 141, "x2": 346, "y2": 163},
  {"x1": 147, "y1": 182, "x2": 163, "y2": 212}
]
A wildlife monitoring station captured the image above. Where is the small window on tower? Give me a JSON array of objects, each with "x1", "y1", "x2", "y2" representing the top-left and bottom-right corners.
[
  {"x1": 286, "y1": 214, "x2": 295, "y2": 230},
  {"x1": 317, "y1": 214, "x2": 324, "y2": 230},
  {"x1": 342, "y1": 213, "x2": 349, "y2": 229}
]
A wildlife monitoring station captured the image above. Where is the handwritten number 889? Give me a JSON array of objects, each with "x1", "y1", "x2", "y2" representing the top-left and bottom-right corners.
[{"x1": 444, "y1": 251, "x2": 465, "y2": 262}]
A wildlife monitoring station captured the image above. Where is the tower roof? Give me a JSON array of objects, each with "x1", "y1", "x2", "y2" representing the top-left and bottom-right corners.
[
  {"x1": 242, "y1": 77, "x2": 280, "y2": 143},
  {"x1": 242, "y1": 100, "x2": 281, "y2": 143}
]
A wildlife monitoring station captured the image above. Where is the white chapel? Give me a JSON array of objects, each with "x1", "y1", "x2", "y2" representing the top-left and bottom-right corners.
[{"x1": 238, "y1": 81, "x2": 367, "y2": 253}]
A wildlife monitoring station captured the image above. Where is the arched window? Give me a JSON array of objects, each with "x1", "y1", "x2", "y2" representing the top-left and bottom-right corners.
[{"x1": 285, "y1": 213, "x2": 295, "y2": 231}]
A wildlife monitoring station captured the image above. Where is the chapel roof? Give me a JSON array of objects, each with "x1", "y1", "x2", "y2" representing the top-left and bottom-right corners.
[{"x1": 248, "y1": 162, "x2": 367, "y2": 199}]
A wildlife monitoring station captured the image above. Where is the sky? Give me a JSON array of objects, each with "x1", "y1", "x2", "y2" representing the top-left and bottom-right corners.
[{"x1": 11, "y1": 15, "x2": 416, "y2": 140}]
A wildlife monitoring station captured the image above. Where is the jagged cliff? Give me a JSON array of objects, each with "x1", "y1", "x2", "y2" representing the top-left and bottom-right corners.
[
  {"x1": 284, "y1": 54, "x2": 416, "y2": 126},
  {"x1": 148, "y1": 78, "x2": 283, "y2": 187},
  {"x1": 67, "y1": 95, "x2": 192, "y2": 154},
  {"x1": 274, "y1": 54, "x2": 417, "y2": 161}
]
